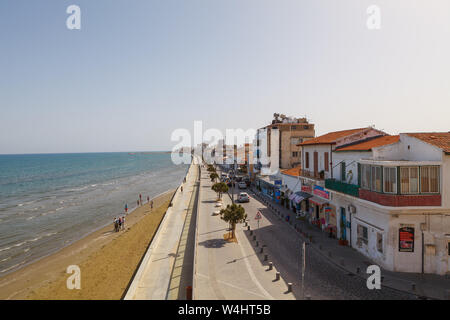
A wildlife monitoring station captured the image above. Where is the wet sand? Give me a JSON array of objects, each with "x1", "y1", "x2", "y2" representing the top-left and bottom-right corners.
[{"x1": 0, "y1": 190, "x2": 175, "y2": 300}]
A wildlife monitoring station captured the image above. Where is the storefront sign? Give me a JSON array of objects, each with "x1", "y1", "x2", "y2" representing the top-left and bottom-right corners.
[
  {"x1": 313, "y1": 185, "x2": 330, "y2": 199},
  {"x1": 301, "y1": 185, "x2": 312, "y2": 193},
  {"x1": 399, "y1": 227, "x2": 415, "y2": 252}
]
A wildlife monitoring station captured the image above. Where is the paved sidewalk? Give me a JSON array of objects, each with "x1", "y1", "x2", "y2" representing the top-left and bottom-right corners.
[
  {"x1": 124, "y1": 158, "x2": 199, "y2": 300},
  {"x1": 249, "y1": 187, "x2": 450, "y2": 300},
  {"x1": 193, "y1": 167, "x2": 295, "y2": 300}
]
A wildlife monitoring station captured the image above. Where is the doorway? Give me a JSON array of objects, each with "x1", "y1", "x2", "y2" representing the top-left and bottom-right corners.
[{"x1": 340, "y1": 207, "x2": 346, "y2": 240}]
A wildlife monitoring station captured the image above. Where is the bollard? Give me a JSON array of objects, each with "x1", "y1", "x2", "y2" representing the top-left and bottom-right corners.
[
  {"x1": 287, "y1": 283, "x2": 293, "y2": 292},
  {"x1": 256, "y1": 241, "x2": 259, "y2": 247},
  {"x1": 412, "y1": 283, "x2": 416, "y2": 291},
  {"x1": 247, "y1": 226, "x2": 250, "y2": 231},
  {"x1": 264, "y1": 254, "x2": 268, "y2": 261},
  {"x1": 356, "y1": 267, "x2": 360, "y2": 274},
  {"x1": 260, "y1": 247, "x2": 264, "y2": 254},
  {"x1": 275, "y1": 272, "x2": 280, "y2": 281},
  {"x1": 381, "y1": 276, "x2": 385, "y2": 283},
  {"x1": 268, "y1": 261, "x2": 273, "y2": 270},
  {"x1": 186, "y1": 286, "x2": 192, "y2": 300}
]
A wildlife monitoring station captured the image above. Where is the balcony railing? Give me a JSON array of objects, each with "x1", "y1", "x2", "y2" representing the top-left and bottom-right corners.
[{"x1": 325, "y1": 179, "x2": 360, "y2": 197}]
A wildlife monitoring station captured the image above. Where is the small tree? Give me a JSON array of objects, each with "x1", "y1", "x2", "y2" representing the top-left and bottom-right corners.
[
  {"x1": 220, "y1": 204, "x2": 247, "y2": 239},
  {"x1": 211, "y1": 182, "x2": 228, "y2": 200},
  {"x1": 207, "y1": 164, "x2": 216, "y2": 173},
  {"x1": 210, "y1": 172, "x2": 219, "y2": 182}
]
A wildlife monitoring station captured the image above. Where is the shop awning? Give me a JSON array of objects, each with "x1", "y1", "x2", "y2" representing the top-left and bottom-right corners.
[{"x1": 309, "y1": 196, "x2": 329, "y2": 206}]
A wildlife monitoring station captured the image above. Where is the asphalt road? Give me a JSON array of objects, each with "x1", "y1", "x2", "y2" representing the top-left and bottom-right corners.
[{"x1": 231, "y1": 185, "x2": 417, "y2": 300}]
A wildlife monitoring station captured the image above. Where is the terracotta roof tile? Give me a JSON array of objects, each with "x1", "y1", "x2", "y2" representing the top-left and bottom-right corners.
[
  {"x1": 406, "y1": 132, "x2": 450, "y2": 153},
  {"x1": 298, "y1": 128, "x2": 369, "y2": 146},
  {"x1": 335, "y1": 135, "x2": 400, "y2": 152},
  {"x1": 281, "y1": 166, "x2": 302, "y2": 177}
]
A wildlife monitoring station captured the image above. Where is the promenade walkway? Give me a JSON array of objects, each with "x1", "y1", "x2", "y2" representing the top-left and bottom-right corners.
[
  {"x1": 193, "y1": 166, "x2": 295, "y2": 300},
  {"x1": 124, "y1": 157, "x2": 199, "y2": 300},
  {"x1": 250, "y1": 187, "x2": 450, "y2": 300}
]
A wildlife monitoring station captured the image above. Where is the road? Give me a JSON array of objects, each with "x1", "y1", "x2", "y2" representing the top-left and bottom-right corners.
[{"x1": 231, "y1": 184, "x2": 417, "y2": 300}]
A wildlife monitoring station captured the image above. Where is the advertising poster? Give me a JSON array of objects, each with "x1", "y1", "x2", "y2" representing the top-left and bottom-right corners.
[{"x1": 399, "y1": 227, "x2": 415, "y2": 252}]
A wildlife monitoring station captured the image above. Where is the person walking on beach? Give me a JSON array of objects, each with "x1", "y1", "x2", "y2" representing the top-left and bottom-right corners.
[
  {"x1": 151, "y1": 200, "x2": 153, "y2": 209},
  {"x1": 137, "y1": 199, "x2": 140, "y2": 207},
  {"x1": 147, "y1": 196, "x2": 149, "y2": 203},
  {"x1": 118, "y1": 217, "x2": 122, "y2": 231},
  {"x1": 113, "y1": 217, "x2": 119, "y2": 232},
  {"x1": 121, "y1": 216, "x2": 125, "y2": 230},
  {"x1": 139, "y1": 194, "x2": 142, "y2": 205},
  {"x1": 181, "y1": 186, "x2": 183, "y2": 192},
  {"x1": 125, "y1": 203, "x2": 128, "y2": 214}
]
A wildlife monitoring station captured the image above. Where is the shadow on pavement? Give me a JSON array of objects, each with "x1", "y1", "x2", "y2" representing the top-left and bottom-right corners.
[{"x1": 198, "y1": 238, "x2": 227, "y2": 249}]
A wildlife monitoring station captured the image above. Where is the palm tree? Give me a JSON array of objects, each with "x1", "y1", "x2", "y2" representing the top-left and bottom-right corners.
[
  {"x1": 220, "y1": 204, "x2": 247, "y2": 239},
  {"x1": 211, "y1": 182, "x2": 228, "y2": 200},
  {"x1": 210, "y1": 172, "x2": 219, "y2": 182}
]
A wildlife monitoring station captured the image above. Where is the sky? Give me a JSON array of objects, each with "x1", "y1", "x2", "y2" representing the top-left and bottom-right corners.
[{"x1": 1, "y1": 0, "x2": 449, "y2": 154}]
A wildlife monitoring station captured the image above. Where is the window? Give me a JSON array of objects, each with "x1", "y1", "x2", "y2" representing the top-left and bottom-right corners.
[
  {"x1": 400, "y1": 167, "x2": 419, "y2": 194},
  {"x1": 324, "y1": 152, "x2": 329, "y2": 172},
  {"x1": 305, "y1": 152, "x2": 309, "y2": 168},
  {"x1": 371, "y1": 166, "x2": 382, "y2": 192},
  {"x1": 420, "y1": 166, "x2": 439, "y2": 193},
  {"x1": 357, "y1": 224, "x2": 368, "y2": 245},
  {"x1": 361, "y1": 164, "x2": 371, "y2": 190},
  {"x1": 292, "y1": 151, "x2": 299, "y2": 157},
  {"x1": 377, "y1": 233, "x2": 383, "y2": 253},
  {"x1": 383, "y1": 167, "x2": 397, "y2": 193},
  {"x1": 291, "y1": 137, "x2": 302, "y2": 145}
]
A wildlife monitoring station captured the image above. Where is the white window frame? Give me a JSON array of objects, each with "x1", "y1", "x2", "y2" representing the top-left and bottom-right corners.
[
  {"x1": 400, "y1": 166, "x2": 419, "y2": 194},
  {"x1": 420, "y1": 166, "x2": 440, "y2": 194},
  {"x1": 383, "y1": 167, "x2": 397, "y2": 194}
]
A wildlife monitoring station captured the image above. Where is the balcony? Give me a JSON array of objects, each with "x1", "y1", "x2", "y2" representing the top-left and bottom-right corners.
[
  {"x1": 301, "y1": 169, "x2": 324, "y2": 180},
  {"x1": 325, "y1": 179, "x2": 360, "y2": 197}
]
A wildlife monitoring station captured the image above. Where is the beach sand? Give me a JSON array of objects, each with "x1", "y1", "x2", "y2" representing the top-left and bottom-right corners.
[{"x1": 0, "y1": 190, "x2": 175, "y2": 300}]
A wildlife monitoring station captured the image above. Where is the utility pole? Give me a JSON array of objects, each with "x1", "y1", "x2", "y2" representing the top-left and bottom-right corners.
[{"x1": 301, "y1": 241, "x2": 307, "y2": 299}]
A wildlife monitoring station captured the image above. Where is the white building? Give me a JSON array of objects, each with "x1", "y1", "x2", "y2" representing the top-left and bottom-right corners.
[{"x1": 326, "y1": 132, "x2": 450, "y2": 275}]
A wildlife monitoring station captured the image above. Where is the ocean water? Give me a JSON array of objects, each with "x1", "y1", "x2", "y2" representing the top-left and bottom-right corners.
[{"x1": 0, "y1": 152, "x2": 189, "y2": 275}]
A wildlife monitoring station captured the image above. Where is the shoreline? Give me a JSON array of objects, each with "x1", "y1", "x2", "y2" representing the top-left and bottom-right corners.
[{"x1": 0, "y1": 189, "x2": 175, "y2": 300}]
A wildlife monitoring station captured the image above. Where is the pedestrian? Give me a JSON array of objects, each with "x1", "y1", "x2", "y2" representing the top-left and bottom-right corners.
[
  {"x1": 118, "y1": 217, "x2": 122, "y2": 230},
  {"x1": 147, "y1": 196, "x2": 149, "y2": 203},
  {"x1": 151, "y1": 200, "x2": 153, "y2": 209},
  {"x1": 181, "y1": 186, "x2": 183, "y2": 192},
  {"x1": 125, "y1": 203, "x2": 128, "y2": 214},
  {"x1": 137, "y1": 199, "x2": 139, "y2": 207},
  {"x1": 121, "y1": 216, "x2": 125, "y2": 230},
  {"x1": 113, "y1": 217, "x2": 118, "y2": 232},
  {"x1": 139, "y1": 194, "x2": 142, "y2": 204}
]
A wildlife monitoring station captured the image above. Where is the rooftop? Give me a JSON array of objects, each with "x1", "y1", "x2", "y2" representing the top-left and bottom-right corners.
[
  {"x1": 281, "y1": 166, "x2": 302, "y2": 177},
  {"x1": 335, "y1": 135, "x2": 400, "y2": 152},
  {"x1": 298, "y1": 127, "x2": 369, "y2": 146},
  {"x1": 406, "y1": 132, "x2": 450, "y2": 154}
]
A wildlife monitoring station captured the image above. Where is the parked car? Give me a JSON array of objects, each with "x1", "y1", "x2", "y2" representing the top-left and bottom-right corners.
[
  {"x1": 238, "y1": 192, "x2": 250, "y2": 203},
  {"x1": 238, "y1": 182, "x2": 247, "y2": 189}
]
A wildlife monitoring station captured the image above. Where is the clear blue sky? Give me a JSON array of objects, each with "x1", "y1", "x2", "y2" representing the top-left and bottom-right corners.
[{"x1": 1, "y1": 0, "x2": 449, "y2": 154}]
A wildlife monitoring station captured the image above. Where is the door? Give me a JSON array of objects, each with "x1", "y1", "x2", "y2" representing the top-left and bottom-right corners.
[
  {"x1": 340, "y1": 207, "x2": 346, "y2": 240},
  {"x1": 313, "y1": 152, "x2": 318, "y2": 177}
]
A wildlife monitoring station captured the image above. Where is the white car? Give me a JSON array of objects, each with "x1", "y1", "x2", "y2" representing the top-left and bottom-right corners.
[
  {"x1": 238, "y1": 182, "x2": 247, "y2": 189},
  {"x1": 238, "y1": 192, "x2": 250, "y2": 203}
]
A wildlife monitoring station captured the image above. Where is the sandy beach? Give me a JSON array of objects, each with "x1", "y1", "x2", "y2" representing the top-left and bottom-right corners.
[{"x1": 0, "y1": 190, "x2": 175, "y2": 300}]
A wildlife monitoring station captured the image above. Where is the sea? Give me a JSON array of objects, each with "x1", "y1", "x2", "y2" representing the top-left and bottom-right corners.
[{"x1": 0, "y1": 152, "x2": 189, "y2": 276}]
